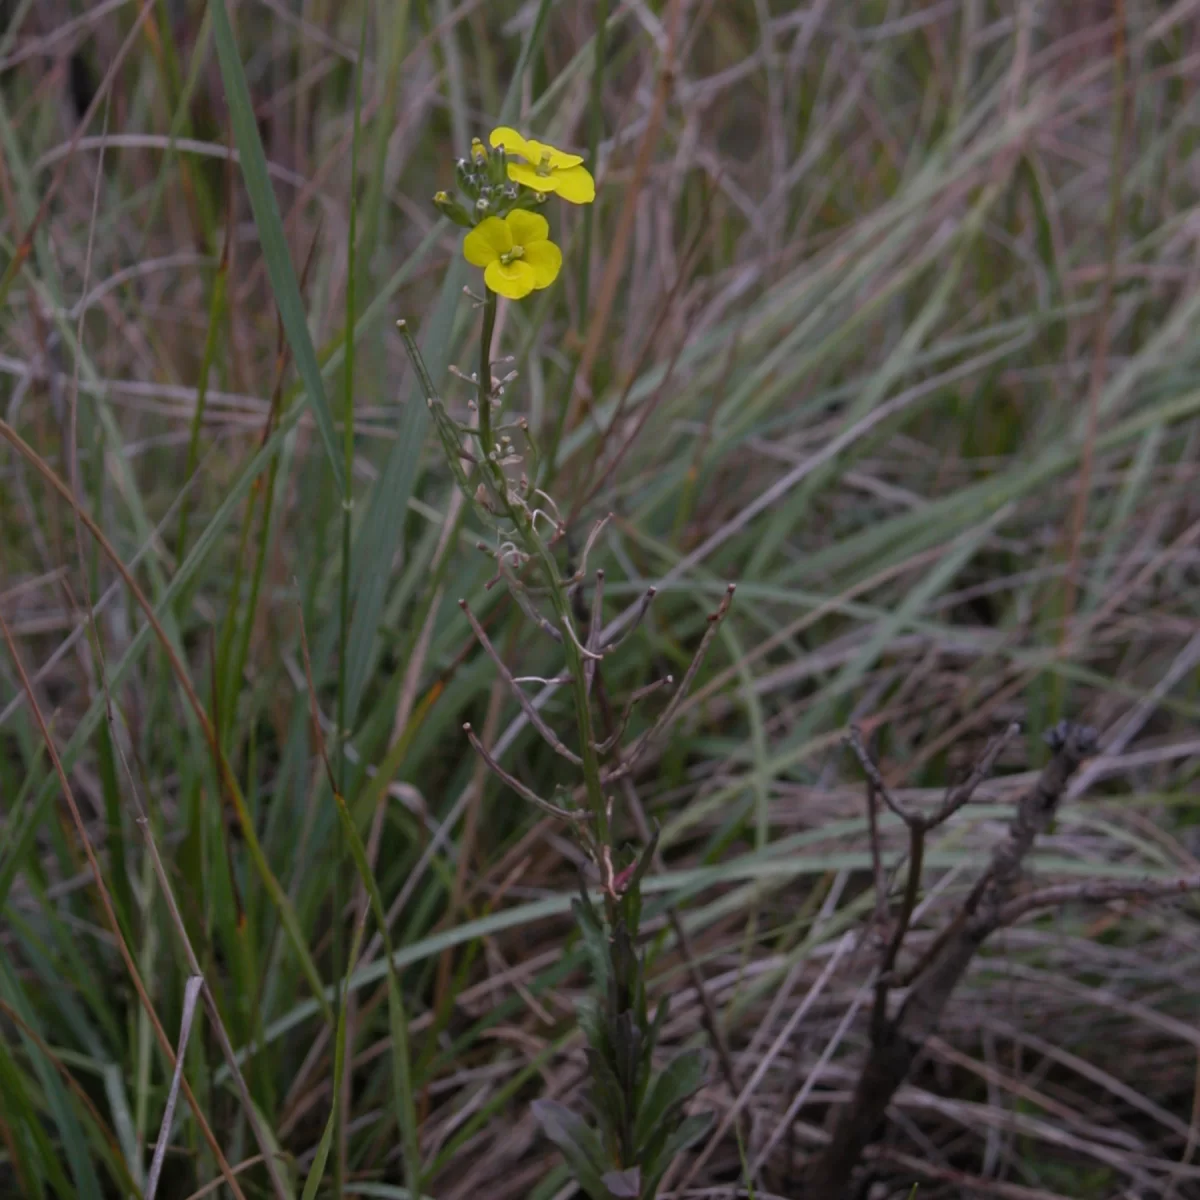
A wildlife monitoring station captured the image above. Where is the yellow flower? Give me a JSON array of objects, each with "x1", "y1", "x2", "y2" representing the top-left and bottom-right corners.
[
  {"x1": 489, "y1": 127, "x2": 595, "y2": 205},
  {"x1": 462, "y1": 210, "x2": 562, "y2": 300}
]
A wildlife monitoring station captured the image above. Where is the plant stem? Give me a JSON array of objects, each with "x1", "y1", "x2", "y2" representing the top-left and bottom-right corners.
[
  {"x1": 474, "y1": 289, "x2": 609, "y2": 846},
  {"x1": 332, "y1": 26, "x2": 367, "y2": 1191},
  {"x1": 477, "y1": 289, "x2": 498, "y2": 451},
  {"x1": 543, "y1": 568, "x2": 610, "y2": 846}
]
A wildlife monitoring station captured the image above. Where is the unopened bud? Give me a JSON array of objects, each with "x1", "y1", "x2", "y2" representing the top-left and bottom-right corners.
[
  {"x1": 455, "y1": 158, "x2": 478, "y2": 198},
  {"x1": 432, "y1": 190, "x2": 473, "y2": 228},
  {"x1": 488, "y1": 144, "x2": 508, "y2": 188}
]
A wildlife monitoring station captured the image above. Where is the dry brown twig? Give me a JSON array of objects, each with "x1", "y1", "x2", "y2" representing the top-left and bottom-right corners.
[
  {"x1": 601, "y1": 582, "x2": 735, "y2": 786},
  {"x1": 804, "y1": 719, "x2": 1200, "y2": 1195},
  {"x1": 459, "y1": 597, "x2": 583, "y2": 766},
  {"x1": 462, "y1": 722, "x2": 589, "y2": 824},
  {"x1": 846, "y1": 721, "x2": 1021, "y2": 1042}
]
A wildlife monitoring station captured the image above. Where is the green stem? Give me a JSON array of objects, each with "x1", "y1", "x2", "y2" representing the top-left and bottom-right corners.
[
  {"x1": 542, "y1": 565, "x2": 609, "y2": 847},
  {"x1": 331, "y1": 19, "x2": 367, "y2": 1193},
  {"x1": 215, "y1": 486, "x2": 258, "y2": 744},
  {"x1": 225, "y1": 448, "x2": 282, "y2": 735},
  {"x1": 475, "y1": 290, "x2": 608, "y2": 845},
  {"x1": 477, "y1": 289, "x2": 498, "y2": 451}
]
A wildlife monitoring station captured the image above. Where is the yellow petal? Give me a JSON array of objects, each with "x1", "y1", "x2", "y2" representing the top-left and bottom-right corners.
[
  {"x1": 548, "y1": 164, "x2": 595, "y2": 204},
  {"x1": 484, "y1": 258, "x2": 536, "y2": 300},
  {"x1": 523, "y1": 239, "x2": 562, "y2": 289},
  {"x1": 525, "y1": 138, "x2": 583, "y2": 169},
  {"x1": 462, "y1": 217, "x2": 511, "y2": 267},
  {"x1": 505, "y1": 209, "x2": 550, "y2": 248},
  {"x1": 489, "y1": 126, "x2": 532, "y2": 159},
  {"x1": 506, "y1": 161, "x2": 548, "y2": 193}
]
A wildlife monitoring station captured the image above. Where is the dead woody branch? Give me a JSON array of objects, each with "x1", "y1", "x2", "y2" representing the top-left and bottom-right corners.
[
  {"x1": 805, "y1": 720, "x2": 1123, "y2": 1195},
  {"x1": 804, "y1": 719, "x2": 1200, "y2": 1192}
]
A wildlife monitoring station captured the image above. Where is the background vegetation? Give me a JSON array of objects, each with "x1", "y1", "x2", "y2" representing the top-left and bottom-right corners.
[{"x1": 2, "y1": 1, "x2": 1200, "y2": 1197}]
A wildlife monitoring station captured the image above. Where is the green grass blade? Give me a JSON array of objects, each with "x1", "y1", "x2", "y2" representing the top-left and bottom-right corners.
[
  {"x1": 299, "y1": 1098, "x2": 338, "y2": 1200},
  {"x1": 333, "y1": 790, "x2": 421, "y2": 1194},
  {"x1": 210, "y1": 0, "x2": 346, "y2": 496}
]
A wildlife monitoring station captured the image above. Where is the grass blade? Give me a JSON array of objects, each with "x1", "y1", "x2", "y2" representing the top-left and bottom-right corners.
[{"x1": 210, "y1": 0, "x2": 346, "y2": 495}]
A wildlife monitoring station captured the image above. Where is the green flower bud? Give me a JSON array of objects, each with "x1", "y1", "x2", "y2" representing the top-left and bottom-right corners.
[
  {"x1": 488, "y1": 143, "x2": 508, "y2": 188},
  {"x1": 508, "y1": 187, "x2": 549, "y2": 211},
  {"x1": 455, "y1": 158, "x2": 478, "y2": 199},
  {"x1": 432, "y1": 190, "x2": 473, "y2": 228}
]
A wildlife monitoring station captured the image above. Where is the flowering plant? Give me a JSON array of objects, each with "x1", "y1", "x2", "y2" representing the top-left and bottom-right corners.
[
  {"x1": 400, "y1": 127, "x2": 719, "y2": 1200},
  {"x1": 433, "y1": 128, "x2": 594, "y2": 299}
]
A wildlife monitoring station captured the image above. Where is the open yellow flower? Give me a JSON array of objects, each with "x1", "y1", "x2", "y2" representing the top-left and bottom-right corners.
[
  {"x1": 489, "y1": 127, "x2": 595, "y2": 204},
  {"x1": 462, "y1": 210, "x2": 562, "y2": 300}
]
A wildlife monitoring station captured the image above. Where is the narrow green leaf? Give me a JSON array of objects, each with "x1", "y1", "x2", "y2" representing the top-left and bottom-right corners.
[
  {"x1": 635, "y1": 1049, "x2": 707, "y2": 1155},
  {"x1": 210, "y1": 0, "x2": 345, "y2": 495},
  {"x1": 299, "y1": 1103, "x2": 337, "y2": 1200},
  {"x1": 333, "y1": 790, "x2": 421, "y2": 1193},
  {"x1": 0, "y1": 223, "x2": 441, "y2": 916},
  {"x1": 662, "y1": 1110, "x2": 712, "y2": 1157},
  {"x1": 344, "y1": 1188, "x2": 433, "y2": 1199},
  {"x1": 224, "y1": 837, "x2": 1174, "y2": 1071},
  {"x1": 572, "y1": 894, "x2": 612, "y2": 991},
  {"x1": 531, "y1": 1099, "x2": 610, "y2": 1199},
  {"x1": 0, "y1": 960, "x2": 104, "y2": 1200},
  {"x1": 0, "y1": 1038, "x2": 46, "y2": 1200},
  {"x1": 643, "y1": 1111, "x2": 713, "y2": 1197},
  {"x1": 0, "y1": 1034, "x2": 75, "y2": 1199}
]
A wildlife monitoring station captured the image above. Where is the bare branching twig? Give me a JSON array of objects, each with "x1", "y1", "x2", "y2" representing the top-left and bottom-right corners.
[
  {"x1": 926, "y1": 721, "x2": 1021, "y2": 827},
  {"x1": 594, "y1": 677, "x2": 673, "y2": 756},
  {"x1": 601, "y1": 586, "x2": 658, "y2": 653},
  {"x1": 460, "y1": 598, "x2": 582, "y2": 766},
  {"x1": 996, "y1": 872, "x2": 1200, "y2": 927},
  {"x1": 604, "y1": 583, "x2": 735, "y2": 783},
  {"x1": 463, "y1": 723, "x2": 590, "y2": 824},
  {"x1": 805, "y1": 721, "x2": 1099, "y2": 1195},
  {"x1": 864, "y1": 777, "x2": 889, "y2": 933}
]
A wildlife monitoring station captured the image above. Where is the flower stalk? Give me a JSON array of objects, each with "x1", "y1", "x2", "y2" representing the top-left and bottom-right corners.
[{"x1": 476, "y1": 288, "x2": 497, "y2": 450}]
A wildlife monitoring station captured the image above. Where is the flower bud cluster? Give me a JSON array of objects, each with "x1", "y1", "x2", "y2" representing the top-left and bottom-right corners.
[{"x1": 433, "y1": 138, "x2": 533, "y2": 228}]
